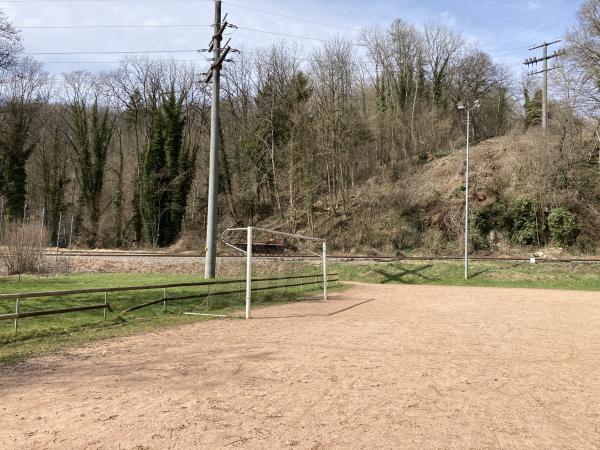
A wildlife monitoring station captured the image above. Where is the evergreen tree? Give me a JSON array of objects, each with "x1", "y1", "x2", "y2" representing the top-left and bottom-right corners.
[
  {"x1": 41, "y1": 126, "x2": 69, "y2": 244},
  {"x1": 139, "y1": 90, "x2": 195, "y2": 247},
  {"x1": 112, "y1": 139, "x2": 124, "y2": 247},
  {"x1": 141, "y1": 108, "x2": 165, "y2": 245},
  {"x1": 1, "y1": 101, "x2": 35, "y2": 219},
  {"x1": 524, "y1": 88, "x2": 543, "y2": 129},
  {"x1": 0, "y1": 59, "x2": 48, "y2": 220},
  {"x1": 68, "y1": 97, "x2": 114, "y2": 246}
]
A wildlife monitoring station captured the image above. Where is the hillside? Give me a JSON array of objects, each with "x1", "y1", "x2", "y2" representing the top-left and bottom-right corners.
[{"x1": 255, "y1": 132, "x2": 600, "y2": 257}]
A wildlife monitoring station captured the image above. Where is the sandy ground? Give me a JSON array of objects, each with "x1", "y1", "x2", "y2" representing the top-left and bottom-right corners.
[{"x1": 2, "y1": 283, "x2": 600, "y2": 449}]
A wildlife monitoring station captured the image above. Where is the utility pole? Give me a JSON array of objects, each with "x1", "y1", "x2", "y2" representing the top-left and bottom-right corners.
[
  {"x1": 524, "y1": 40, "x2": 564, "y2": 131},
  {"x1": 204, "y1": 0, "x2": 235, "y2": 278}
]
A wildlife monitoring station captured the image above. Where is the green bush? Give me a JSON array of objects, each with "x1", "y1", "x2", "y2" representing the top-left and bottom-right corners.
[
  {"x1": 547, "y1": 207, "x2": 579, "y2": 246},
  {"x1": 474, "y1": 202, "x2": 508, "y2": 238},
  {"x1": 471, "y1": 233, "x2": 490, "y2": 252},
  {"x1": 510, "y1": 196, "x2": 540, "y2": 246}
]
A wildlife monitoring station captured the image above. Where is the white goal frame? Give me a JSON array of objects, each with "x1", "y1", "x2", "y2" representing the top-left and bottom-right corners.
[{"x1": 222, "y1": 226, "x2": 327, "y2": 319}]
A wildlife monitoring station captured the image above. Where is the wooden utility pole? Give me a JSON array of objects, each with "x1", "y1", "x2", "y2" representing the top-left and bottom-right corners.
[
  {"x1": 204, "y1": 0, "x2": 234, "y2": 279},
  {"x1": 524, "y1": 40, "x2": 564, "y2": 131}
]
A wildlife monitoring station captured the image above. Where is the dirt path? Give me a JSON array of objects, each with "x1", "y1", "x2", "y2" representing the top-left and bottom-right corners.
[{"x1": 2, "y1": 283, "x2": 600, "y2": 449}]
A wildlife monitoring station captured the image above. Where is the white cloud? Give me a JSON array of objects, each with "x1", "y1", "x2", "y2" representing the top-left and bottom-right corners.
[{"x1": 439, "y1": 11, "x2": 458, "y2": 28}]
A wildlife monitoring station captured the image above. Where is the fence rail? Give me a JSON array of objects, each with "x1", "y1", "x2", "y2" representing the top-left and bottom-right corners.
[
  {"x1": 0, "y1": 273, "x2": 339, "y2": 329},
  {"x1": 0, "y1": 273, "x2": 337, "y2": 302}
]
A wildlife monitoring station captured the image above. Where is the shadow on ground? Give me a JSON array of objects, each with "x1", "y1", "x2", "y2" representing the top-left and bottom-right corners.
[
  {"x1": 373, "y1": 264, "x2": 439, "y2": 284},
  {"x1": 469, "y1": 262, "x2": 525, "y2": 279}
]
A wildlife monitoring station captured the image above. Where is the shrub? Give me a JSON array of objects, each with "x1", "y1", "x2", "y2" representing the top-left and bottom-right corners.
[
  {"x1": 391, "y1": 223, "x2": 420, "y2": 255},
  {"x1": 0, "y1": 221, "x2": 48, "y2": 275},
  {"x1": 547, "y1": 207, "x2": 579, "y2": 247},
  {"x1": 510, "y1": 196, "x2": 540, "y2": 246},
  {"x1": 422, "y1": 228, "x2": 448, "y2": 255},
  {"x1": 474, "y1": 202, "x2": 508, "y2": 237},
  {"x1": 575, "y1": 234, "x2": 596, "y2": 254}
]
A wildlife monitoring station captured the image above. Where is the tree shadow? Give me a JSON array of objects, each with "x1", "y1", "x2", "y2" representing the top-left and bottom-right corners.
[
  {"x1": 373, "y1": 264, "x2": 439, "y2": 284},
  {"x1": 469, "y1": 262, "x2": 525, "y2": 279}
]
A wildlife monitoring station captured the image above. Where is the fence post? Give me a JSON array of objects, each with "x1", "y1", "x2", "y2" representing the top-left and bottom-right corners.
[
  {"x1": 56, "y1": 212, "x2": 62, "y2": 254},
  {"x1": 163, "y1": 288, "x2": 167, "y2": 309},
  {"x1": 68, "y1": 216, "x2": 74, "y2": 248},
  {"x1": 322, "y1": 240, "x2": 328, "y2": 301},
  {"x1": 14, "y1": 298, "x2": 20, "y2": 332},
  {"x1": 37, "y1": 208, "x2": 46, "y2": 275},
  {"x1": 0, "y1": 197, "x2": 3, "y2": 242},
  {"x1": 103, "y1": 292, "x2": 108, "y2": 319},
  {"x1": 245, "y1": 226, "x2": 253, "y2": 320},
  {"x1": 39, "y1": 208, "x2": 46, "y2": 246}
]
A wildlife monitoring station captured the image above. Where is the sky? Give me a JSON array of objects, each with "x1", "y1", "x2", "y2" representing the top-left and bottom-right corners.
[{"x1": 0, "y1": 0, "x2": 586, "y2": 75}]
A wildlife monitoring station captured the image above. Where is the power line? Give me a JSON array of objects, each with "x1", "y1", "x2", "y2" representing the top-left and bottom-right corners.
[
  {"x1": 235, "y1": 25, "x2": 363, "y2": 46},
  {"x1": 17, "y1": 24, "x2": 212, "y2": 29},
  {"x1": 15, "y1": 22, "x2": 532, "y2": 53},
  {"x1": 2, "y1": 0, "x2": 209, "y2": 3},
  {"x1": 7, "y1": 0, "x2": 363, "y2": 34},
  {"x1": 221, "y1": 1, "x2": 360, "y2": 32},
  {"x1": 16, "y1": 23, "x2": 362, "y2": 47},
  {"x1": 4, "y1": 0, "x2": 362, "y2": 33},
  {"x1": 4, "y1": 0, "x2": 563, "y2": 52},
  {"x1": 34, "y1": 59, "x2": 204, "y2": 63},
  {"x1": 25, "y1": 49, "x2": 201, "y2": 55}
]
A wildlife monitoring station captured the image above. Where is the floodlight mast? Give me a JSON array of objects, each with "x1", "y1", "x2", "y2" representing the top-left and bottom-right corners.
[
  {"x1": 458, "y1": 100, "x2": 480, "y2": 280},
  {"x1": 465, "y1": 107, "x2": 470, "y2": 281}
]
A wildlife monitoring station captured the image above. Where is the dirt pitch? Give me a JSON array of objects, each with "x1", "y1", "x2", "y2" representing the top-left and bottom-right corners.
[{"x1": 2, "y1": 283, "x2": 600, "y2": 449}]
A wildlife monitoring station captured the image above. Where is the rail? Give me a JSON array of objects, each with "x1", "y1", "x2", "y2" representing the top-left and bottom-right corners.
[
  {"x1": 0, "y1": 273, "x2": 339, "y2": 331},
  {"x1": 36, "y1": 252, "x2": 600, "y2": 265}
]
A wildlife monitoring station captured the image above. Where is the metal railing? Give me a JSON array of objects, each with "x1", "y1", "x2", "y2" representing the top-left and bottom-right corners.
[{"x1": 0, "y1": 273, "x2": 339, "y2": 331}]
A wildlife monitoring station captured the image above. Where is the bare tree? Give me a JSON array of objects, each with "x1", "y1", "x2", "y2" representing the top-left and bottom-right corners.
[
  {"x1": 0, "y1": 11, "x2": 21, "y2": 73},
  {"x1": 424, "y1": 22, "x2": 463, "y2": 105}
]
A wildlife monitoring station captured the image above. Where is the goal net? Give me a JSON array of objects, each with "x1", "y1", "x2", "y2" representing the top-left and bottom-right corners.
[{"x1": 221, "y1": 227, "x2": 328, "y2": 319}]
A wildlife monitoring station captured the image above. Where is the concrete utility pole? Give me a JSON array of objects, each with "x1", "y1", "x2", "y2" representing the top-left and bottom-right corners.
[
  {"x1": 524, "y1": 40, "x2": 564, "y2": 131},
  {"x1": 204, "y1": 0, "x2": 234, "y2": 278}
]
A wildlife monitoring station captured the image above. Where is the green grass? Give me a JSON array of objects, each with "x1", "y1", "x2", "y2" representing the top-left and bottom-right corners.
[
  {"x1": 0, "y1": 271, "x2": 333, "y2": 363},
  {"x1": 4, "y1": 260, "x2": 596, "y2": 364},
  {"x1": 334, "y1": 260, "x2": 600, "y2": 291}
]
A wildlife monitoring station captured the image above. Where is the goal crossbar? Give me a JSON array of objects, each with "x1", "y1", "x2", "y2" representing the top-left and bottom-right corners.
[{"x1": 222, "y1": 227, "x2": 328, "y2": 319}]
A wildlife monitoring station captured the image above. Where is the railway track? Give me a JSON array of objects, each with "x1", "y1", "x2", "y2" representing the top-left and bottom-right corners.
[{"x1": 44, "y1": 251, "x2": 600, "y2": 264}]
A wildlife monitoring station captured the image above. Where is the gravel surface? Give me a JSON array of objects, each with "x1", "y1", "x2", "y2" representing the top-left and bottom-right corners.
[
  {"x1": 2, "y1": 283, "x2": 600, "y2": 449},
  {"x1": 60, "y1": 255, "x2": 315, "y2": 277}
]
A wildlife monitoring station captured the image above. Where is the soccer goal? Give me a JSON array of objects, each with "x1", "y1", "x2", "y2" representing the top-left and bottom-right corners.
[{"x1": 222, "y1": 227, "x2": 328, "y2": 319}]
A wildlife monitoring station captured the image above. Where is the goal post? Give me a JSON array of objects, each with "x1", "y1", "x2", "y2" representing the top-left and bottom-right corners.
[{"x1": 222, "y1": 226, "x2": 328, "y2": 319}]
